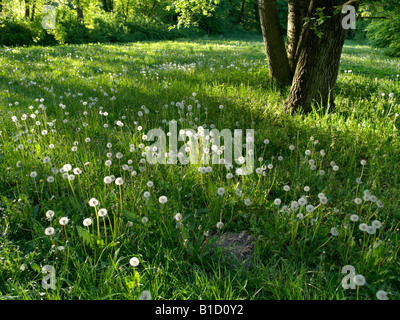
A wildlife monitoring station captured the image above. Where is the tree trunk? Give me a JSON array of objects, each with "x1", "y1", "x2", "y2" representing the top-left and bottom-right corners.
[
  {"x1": 258, "y1": 0, "x2": 292, "y2": 85},
  {"x1": 238, "y1": 0, "x2": 246, "y2": 24},
  {"x1": 0, "y1": 0, "x2": 3, "y2": 13},
  {"x1": 75, "y1": 0, "x2": 84, "y2": 22},
  {"x1": 30, "y1": 0, "x2": 36, "y2": 22},
  {"x1": 284, "y1": 0, "x2": 358, "y2": 113},
  {"x1": 25, "y1": 0, "x2": 30, "y2": 19},
  {"x1": 286, "y1": 0, "x2": 310, "y2": 74}
]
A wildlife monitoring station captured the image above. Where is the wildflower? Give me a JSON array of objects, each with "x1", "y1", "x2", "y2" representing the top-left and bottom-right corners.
[
  {"x1": 143, "y1": 191, "x2": 150, "y2": 199},
  {"x1": 371, "y1": 220, "x2": 382, "y2": 229},
  {"x1": 104, "y1": 176, "x2": 112, "y2": 184},
  {"x1": 376, "y1": 290, "x2": 388, "y2": 300},
  {"x1": 105, "y1": 160, "x2": 112, "y2": 167},
  {"x1": 360, "y1": 160, "x2": 367, "y2": 166},
  {"x1": 366, "y1": 226, "x2": 376, "y2": 235},
  {"x1": 83, "y1": 218, "x2": 92, "y2": 227},
  {"x1": 146, "y1": 181, "x2": 153, "y2": 188},
  {"x1": 283, "y1": 185, "x2": 290, "y2": 192},
  {"x1": 304, "y1": 186, "x2": 310, "y2": 192},
  {"x1": 354, "y1": 198, "x2": 362, "y2": 205},
  {"x1": 216, "y1": 221, "x2": 224, "y2": 229},
  {"x1": 244, "y1": 198, "x2": 252, "y2": 206},
  {"x1": 274, "y1": 198, "x2": 282, "y2": 206},
  {"x1": 350, "y1": 214, "x2": 359, "y2": 222},
  {"x1": 115, "y1": 177, "x2": 124, "y2": 185},
  {"x1": 359, "y1": 223, "x2": 368, "y2": 232},
  {"x1": 30, "y1": 172, "x2": 37, "y2": 178},
  {"x1": 130, "y1": 257, "x2": 140, "y2": 267},
  {"x1": 59, "y1": 217, "x2": 69, "y2": 225},
  {"x1": 353, "y1": 275, "x2": 366, "y2": 286},
  {"x1": 298, "y1": 197, "x2": 307, "y2": 206},
  {"x1": 330, "y1": 227, "x2": 339, "y2": 236},
  {"x1": 98, "y1": 209, "x2": 107, "y2": 217},
  {"x1": 45, "y1": 227, "x2": 55, "y2": 236},
  {"x1": 305, "y1": 150, "x2": 311, "y2": 156},
  {"x1": 159, "y1": 196, "x2": 168, "y2": 204},
  {"x1": 63, "y1": 164, "x2": 72, "y2": 172},
  {"x1": 46, "y1": 210, "x2": 55, "y2": 221},
  {"x1": 306, "y1": 205, "x2": 314, "y2": 213},
  {"x1": 174, "y1": 213, "x2": 182, "y2": 221},
  {"x1": 73, "y1": 168, "x2": 82, "y2": 175},
  {"x1": 138, "y1": 291, "x2": 152, "y2": 300},
  {"x1": 88, "y1": 198, "x2": 99, "y2": 207},
  {"x1": 47, "y1": 176, "x2": 54, "y2": 183},
  {"x1": 319, "y1": 196, "x2": 328, "y2": 204},
  {"x1": 141, "y1": 217, "x2": 148, "y2": 223},
  {"x1": 217, "y1": 187, "x2": 225, "y2": 196}
]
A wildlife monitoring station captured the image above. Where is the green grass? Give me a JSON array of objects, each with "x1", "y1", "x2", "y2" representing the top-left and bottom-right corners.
[{"x1": 0, "y1": 37, "x2": 399, "y2": 300}]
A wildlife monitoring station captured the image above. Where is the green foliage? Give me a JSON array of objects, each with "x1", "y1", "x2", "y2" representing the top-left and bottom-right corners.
[{"x1": 366, "y1": 18, "x2": 400, "y2": 57}]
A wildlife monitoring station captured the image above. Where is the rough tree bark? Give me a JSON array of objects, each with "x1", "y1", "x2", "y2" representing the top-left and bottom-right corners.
[
  {"x1": 258, "y1": 0, "x2": 292, "y2": 85},
  {"x1": 258, "y1": 0, "x2": 359, "y2": 113},
  {"x1": 286, "y1": 0, "x2": 310, "y2": 74},
  {"x1": 284, "y1": 0, "x2": 359, "y2": 113},
  {"x1": 25, "y1": 0, "x2": 30, "y2": 19},
  {"x1": 75, "y1": 0, "x2": 84, "y2": 22}
]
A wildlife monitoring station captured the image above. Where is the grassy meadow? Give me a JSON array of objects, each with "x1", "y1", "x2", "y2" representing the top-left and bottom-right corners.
[{"x1": 0, "y1": 36, "x2": 399, "y2": 300}]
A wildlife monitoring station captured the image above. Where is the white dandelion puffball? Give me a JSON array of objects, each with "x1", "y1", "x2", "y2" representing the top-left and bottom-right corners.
[
  {"x1": 159, "y1": 196, "x2": 168, "y2": 204},
  {"x1": 146, "y1": 181, "x2": 153, "y2": 188},
  {"x1": 130, "y1": 257, "x2": 140, "y2": 267},
  {"x1": 359, "y1": 223, "x2": 368, "y2": 232},
  {"x1": 143, "y1": 191, "x2": 150, "y2": 199},
  {"x1": 59, "y1": 217, "x2": 69, "y2": 226},
  {"x1": 353, "y1": 274, "x2": 366, "y2": 286},
  {"x1": 354, "y1": 198, "x2": 362, "y2": 205},
  {"x1": 330, "y1": 227, "x2": 339, "y2": 236},
  {"x1": 138, "y1": 290, "x2": 152, "y2": 300},
  {"x1": 350, "y1": 214, "x2": 359, "y2": 222},
  {"x1": 217, "y1": 187, "x2": 225, "y2": 196},
  {"x1": 115, "y1": 177, "x2": 124, "y2": 185},
  {"x1": 283, "y1": 185, "x2": 290, "y2": 192},
  {"x1": 104, "y1": 176, "x2": 112, "y2": 184},
  {"x1": 371, "y1": 220, "x2": 382, "y2": 229},
  {"x1": 174, "y1": 213, "x2": 182, "y2": 221},
  {"x1": 376, "y1": 290, "x2": 388, "y2": 300},
  {"x1": 83, "y1": 218, "x2": 92, "y2": 227},
  {"x1": 216, "y1": 221, "x2": 224, "y2": 229},
  {"x1": 98, "y1": 208, "x2": 107, "y2": 217},
  {"x1": 88, "y1": 198, "x2": 99, "y2": 207},
  {"x1": 244, "y1": 198, "x2": 252, "y2": 206},
  {"x1": 46, "y1": 210, "x2": 55, "y2": 220},
  {"x1": 274, "y1": 198, "x2": 282, "y2": 206},
  {"x1": 306, "y1": 205, "x2": 314, "y2": 213},
  {"x1": 45, "y1": 227, "x2": 55, "y2": 236},
  {"x1": 30, "y1": 172, "x2": 37, "y2": 178},
  {"x1": 63, "y1": 164, "x2": 72, "y2": 172},
  {"x1": 142, "y1": 217, "x2": 148, "y2": 224}
]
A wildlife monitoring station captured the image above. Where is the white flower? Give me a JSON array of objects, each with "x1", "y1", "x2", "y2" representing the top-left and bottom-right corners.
[
  {"x1": 47, "y1": 176, "x2": 55, "y2": 183},
  {"x1": 46, "y1": 210, "x2": 55, "y2": 220},
  {"x1": 305, "y1": 150, "x2": 311, "y2": 156},
  {"x1": 371, "y1": 220, "x2": 382, "y2": 229},
  {"x1": 319, "y1": 196, "x2": 328, "y2": 204},
  {"x1": 359, "y1": 223, "x2": 368, "y2": 232},
  {"x1": 138, "y1": 290, "x2": 152, "y2": 300},
  {"x1": 330, "y1": 227, "x2": 339, "y2": 236},
  {"x1": 159, "y1": 196, "x2": 168, "y2": 204},
  {"x1": 366, "y1": 226, "x2": 376, "y2": 235},
  {"x1": 216, "y1": 221, "x2": 224, "y2": 229},
  {"x1": 83, "y1": 218, "x2": 92, "y2": 227},
  {"x1": 30, "y1": 172, "x2": 37, "y2": 178},
  {"x1": 274, "y1": 198, "x2": 282, "y2": 206},
  {"x1": 244, "y1": 198, "x2": 252, "y2": 206},
  {"x1": 105, "y1": 160, "x2": 112, "y2": 167},
  {"x1": 298, "y1": 197, "x2": 307, "y2": 206},
  {"x1": 304, "y1": 186, "x2": 310, "y2": 192},
  {"x1": 217, "y1": 187, "x2": 225, "y2": 196},
  {"x1": 88, "y1": 198, "x2": 99, "y2": 207},
  {"x1": 306, "y1": 205, "x2": 314, "y2": 213},
  {"x1": 141, "y1": 217, "x2": 148, "y2": 223},
  {"x1": 353, "y1": 274, "x2": 366, "y2": 286},
  {"x1": 59, "y1": 217, "x2": 69, "y2": 226},
  {"x1": 63, "y1": 164, "x2": 72, "y2": 172},
  {"x1": 143, "y1": 191, "x2": 150, "y2": 199},
  {"x1": 146, "y1": 181, "x2": 153, "y2": 188},
  {"x1": 360, "y1": 160, "x2": 367, "y2": 166},
  {"x1": 98, "y1": 208, "x2": 107, "y2": 217},
  {"x1": 115, "y1": 177, "x2": 124, "y2": 185},
  {"x1": 174, "y1": 213, "x2": 182, "y2": 221},
  {"x1": 283, "y1": 185, "x2": 290, "y2": 192},
  {"x1": 376, "y1": 290, "x2": 388, "y2": 300},
  {"x1": 103, "y1": 176, "x2": 112, "y2": 184},
  {"x1": 130, "y1": 257, "x2": 140, "y2": 267},
  {"x1": 45, "y1": 227, "x2": 55, "y2": 236},
  {"x1": 350, "y1": 214, "x2": 359, "y2": 222},
  {"x1": 73, "y1": 168, "x2": 82, "y2": 175},
  {"x1": 354, "y1": 198, "x2": 362, "y2": 205}
]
